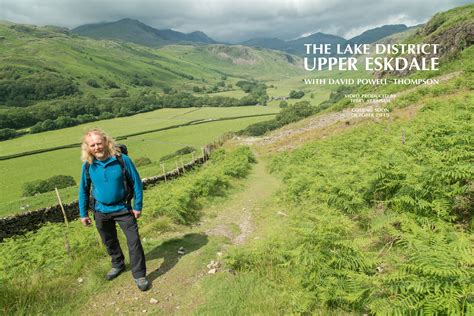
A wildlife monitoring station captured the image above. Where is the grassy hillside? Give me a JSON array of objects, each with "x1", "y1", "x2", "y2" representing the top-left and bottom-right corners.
[
  {"x1": 348, "y1": 24, "x2": 408, "y2": 44},
  {"x1": 160, "y1": 44, "x2": 304, "y2": 80},
  {"x1": 0, "y1": 22, "x2": 303, "y2": 97},
  {"x1": 203, "y1": 91, "x2": 472, "y2": 315}
]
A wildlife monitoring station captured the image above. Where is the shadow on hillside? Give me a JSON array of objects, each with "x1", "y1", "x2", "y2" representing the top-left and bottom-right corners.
[{"x1": 146, "y1": 233, "x2": 208, "y2": 283}]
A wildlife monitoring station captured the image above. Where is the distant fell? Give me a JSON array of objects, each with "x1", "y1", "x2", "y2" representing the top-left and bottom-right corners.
[
  {"x1": 290, "y1": 32, "x2": 347, "y2": 55},
  {"x1": 347, "y1": 24, "x2": 408, "y2": 44},
  {"x1": 242, "y1": 25, "x2": 410, "y2": 55},
  {"x1": 243, "y1": 32, "x2": 346, "y2": 56},
  {"x1": 72, "y1": 18, "x2": 216, "y2": 47},
  {"x1": 242, "y1": 37, "x2": 288, "y2": 50}
]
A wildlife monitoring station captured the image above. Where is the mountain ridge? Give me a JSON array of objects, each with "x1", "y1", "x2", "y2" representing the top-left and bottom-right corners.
[
  {"x1": 242, "y1": 24, "x2": 412, "y2": 55},
  {"x1": 72, "y1": 18, "x2": 217, "y2": 47},
  {"x1": 72, "y1": 18, "x2": 412, "y2": 54}
]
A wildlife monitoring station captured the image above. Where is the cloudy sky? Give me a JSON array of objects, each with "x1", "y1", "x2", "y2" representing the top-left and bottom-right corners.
[{"x1": 0, "y1": 0, "x2": 471, "y2": 42}]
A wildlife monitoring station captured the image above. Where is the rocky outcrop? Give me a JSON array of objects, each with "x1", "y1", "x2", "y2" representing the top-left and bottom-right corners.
[{"x1": 375, "y1": 21, "x2": 473, "y2": 78}]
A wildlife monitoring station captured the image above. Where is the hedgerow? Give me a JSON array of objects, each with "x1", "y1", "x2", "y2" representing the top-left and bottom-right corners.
[{"x1": 22, "y1": 175, "x2": 76, "y2": 196}]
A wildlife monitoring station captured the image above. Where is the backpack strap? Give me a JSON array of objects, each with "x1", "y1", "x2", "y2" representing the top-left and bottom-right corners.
[
  {"x1": 85, "y1": 162, "x2": 95, "y2": 212},
  {"x1": 116, "y1": 155, "x2": 134, "y2": 208},
  {"x1": 85, "y1": 162, "x2": 91, "y2": 184}
]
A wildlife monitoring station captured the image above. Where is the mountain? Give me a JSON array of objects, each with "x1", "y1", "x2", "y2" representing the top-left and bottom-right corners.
[
  {"x1": 186, "y1": 31, "x2": 216, "y2": 43},
  {"x1": 72, "y1": 18, "x2": 216, "y2": 47},
  {"x1": 287, "y1": 32, "x2": 347, "y2": 55},
  {"x1": 347, "y1": 24, "x2": 408, "y2": 44},
  {"x1": 242, "y1": 25, "x2": 410, "y2": 55},
  {"x1": 242, "y1": 37, "x2": 288, "y2": 50},
  {"x1": 372, "y1": 25, "x2": 421, "y2": 46},
  {"x1": 242, "y1": 32, "x2": 346, "y2": 56}
]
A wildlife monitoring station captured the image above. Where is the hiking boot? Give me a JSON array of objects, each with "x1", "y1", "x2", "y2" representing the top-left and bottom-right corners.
[
  {"x1": 134, "y1": 277, "x2": 150, "y2": 291},
  {"x1": 106, "y1": 266, "x2": 125, "y2": 280}
]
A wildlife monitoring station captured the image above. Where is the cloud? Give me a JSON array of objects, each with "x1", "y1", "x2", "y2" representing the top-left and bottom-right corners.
[{"x1": 0, "y1": 0, "x2": 471, "y2": 42}]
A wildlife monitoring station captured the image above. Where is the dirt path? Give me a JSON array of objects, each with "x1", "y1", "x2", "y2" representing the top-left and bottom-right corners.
[{"x1": 79, "y1": 155, "x2": 281, "y2": 315}]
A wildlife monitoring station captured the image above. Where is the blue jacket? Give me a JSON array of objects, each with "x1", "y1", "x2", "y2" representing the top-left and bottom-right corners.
[{"x1": 78, "y1": 154, "x2": 143, "y2": 218}]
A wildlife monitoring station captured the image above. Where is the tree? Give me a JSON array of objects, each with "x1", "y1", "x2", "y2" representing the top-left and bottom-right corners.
[
  {"x1": 22, "y1": 175, "x2": 76, "y2": 196},
  {"x1": 277, "y1": 101, "x2": 314, "y2": 124},
  {"x1": 41, "y1": 119, "x2": 56, "y2": 131},
  {"x1": 105, "y1": 80, "x2": 119, "y2": 89},
  {"x1": 141, "y1": 79, "x2": 153, "y2": 86},
  {"x1": 279, "y1": 100, "x2": 288, "y2": 108},
  {"x1": 86, "y1": 79, "x2": 100, "y2": 88},
  {"x1": 289, "y1": 90, "x2": 305, "y2": 99},
  {"x1": 55, "y1": 116, "x2": 76, "y2": 128},
  {"x1": 0, "y1": 128, "x2": 17, "y2": 140}
]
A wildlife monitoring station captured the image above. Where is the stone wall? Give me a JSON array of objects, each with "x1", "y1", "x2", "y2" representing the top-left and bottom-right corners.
[{"x1": 0, "y1": 154, "x2": 208, "y2": 241}]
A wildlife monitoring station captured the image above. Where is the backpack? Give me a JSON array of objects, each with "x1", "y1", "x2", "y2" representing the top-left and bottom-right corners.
[
  {"x1": 117, "y1": 144, "x2": 128, "y2": 155},
  {"x1": 85, "y1": 154, "x2": 134, "y2": 211}
]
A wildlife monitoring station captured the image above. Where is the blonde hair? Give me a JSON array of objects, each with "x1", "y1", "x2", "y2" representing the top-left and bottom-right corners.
[{"x1": 81, "y1": 128, "x2": 118, "y2": 163}]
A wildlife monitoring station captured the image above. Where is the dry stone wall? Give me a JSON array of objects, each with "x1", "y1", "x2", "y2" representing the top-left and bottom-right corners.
[{"x1": 0, "y1": 155, "x2": 208, "y2": 241}]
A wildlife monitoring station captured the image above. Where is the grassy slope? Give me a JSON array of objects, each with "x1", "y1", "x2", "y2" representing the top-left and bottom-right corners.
[{"x1": 161, "y1": 44, "x2": 304, "y2": 80}]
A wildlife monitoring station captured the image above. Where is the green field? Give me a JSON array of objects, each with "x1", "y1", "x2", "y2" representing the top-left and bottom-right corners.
[
  {"x1": 0, "y1": 106, "x2": 279, "y2": 156},
  {"x1": 0, "y1": 106, "x2": 280, "y2": 214}
]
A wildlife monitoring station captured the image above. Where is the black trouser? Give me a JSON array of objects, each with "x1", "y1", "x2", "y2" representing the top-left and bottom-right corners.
[{"x1": 94, "y1": 209, "x2": 146, "y2": 279}]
